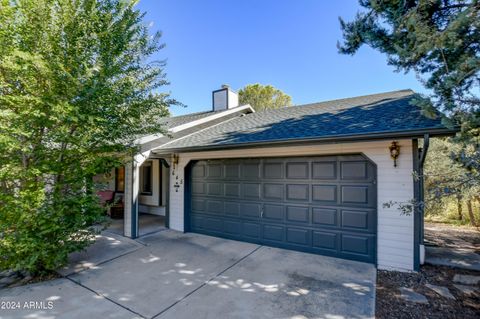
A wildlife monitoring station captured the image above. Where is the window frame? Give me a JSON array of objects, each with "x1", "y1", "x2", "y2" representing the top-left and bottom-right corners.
[
  {"x1": 115, "y1": 166, "x2": 125, "y2": 193},
  {"x1": 140, "y1": 161, "x2": 153, "y2": 196}
]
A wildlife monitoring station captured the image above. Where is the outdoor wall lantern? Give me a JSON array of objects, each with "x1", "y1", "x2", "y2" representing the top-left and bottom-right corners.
[
  {"x1": 389, "y1": 141, "x2": 401, "y2": 167},
  {"x1": 172, "y1": 154, "x2": 179, "y2": 174}
]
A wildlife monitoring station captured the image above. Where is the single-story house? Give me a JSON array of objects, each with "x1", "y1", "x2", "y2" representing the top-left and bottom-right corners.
[{"x1": 102, "y1": 85, "x2": 456, "y2": 272}]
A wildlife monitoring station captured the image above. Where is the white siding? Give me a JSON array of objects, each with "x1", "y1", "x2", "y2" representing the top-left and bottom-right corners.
[{"x1": 168, "y1": 139, "x2": 415, "y2": 271}]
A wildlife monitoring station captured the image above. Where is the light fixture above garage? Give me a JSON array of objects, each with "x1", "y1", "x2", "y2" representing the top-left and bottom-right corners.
[{"x1": 389, "y1": 141, "x2": 401, "y2": 167}]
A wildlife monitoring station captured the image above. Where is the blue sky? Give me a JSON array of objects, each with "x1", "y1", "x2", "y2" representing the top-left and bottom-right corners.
[{"x1": 137, "y1": 0, "x2": 425, "y2": 116}]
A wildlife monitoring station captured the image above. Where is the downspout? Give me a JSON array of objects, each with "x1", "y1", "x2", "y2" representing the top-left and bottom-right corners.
[{"x1": 418, "y1": 134, "x2": 430, "y2": 265}]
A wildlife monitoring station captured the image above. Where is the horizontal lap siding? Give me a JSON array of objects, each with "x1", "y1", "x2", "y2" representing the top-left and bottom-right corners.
[{"x1": 169, "y1": 139, "x2": 414, "y2": 271}]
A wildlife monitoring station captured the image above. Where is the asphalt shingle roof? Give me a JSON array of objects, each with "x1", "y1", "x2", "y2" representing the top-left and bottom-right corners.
[
  {"x1": 158, "y1": 90, "x2": 449, "y2": 151},
  {"x1": 157, "y1": 109, "x2": 226, "y2": 129}
]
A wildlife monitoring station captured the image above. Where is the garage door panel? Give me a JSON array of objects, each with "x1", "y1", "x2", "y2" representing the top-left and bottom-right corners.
[
  {"x1": 243, "y1": 163, "x2": 261, "y2": 179},
  {"x1": 341, "y1": 185, "x2": 376, "y2": 207},
  {"x1": 189, "y1": 155, "x2": 376, "y2": 264},
  {"x1": 263, "y1": 163, "x2": 284, "y2": 179},
  {"x1": 341, "y1": 209, "x2": 375, "y2": 232},
  {"x1": 312, "y1": 231, "x2": 338, "y2": 250},
  {"x1": 286, "y1": 184, "x2": 309, "y2": 201},
  {"x1": 312, "y1": 208, "x2": 337, "y2": 226},
  {"x1": 224, "y1": 202, "x2": 240, "y2": 216},
  {"x1": 341, "y1": 185, "x2": 368, "y2": 204},
  {"x1": 206, "y1": 200, "x2": 223, "y2": 214},
  {"x1": 341, "y1": 234, "x2": 372, "y2": 255},
  {"x1": 341, "y1": 161, "x2": 368, "y2": 180},
  {"x1": 263, "y1": 183, "x2": 284, "y2": 200},
  {"x1": 192, "y1": 164, "x2": 206, "y2": 178},
  {"x1": 312, "y1": 185, "x2": 337, "y2": 203},
  {"x1": 207, "y1": 164, "x2": 223, "y2": 179},
  {"x1": 286, "y1": 206, "x2": 309, "y2": 223},
  {"x1": 241, "y1": 203, "x2": 261, "y2": 218},
  {"x1": 243, "y1": 222, "x2": 261, "y2": 238},
  {"x1": 190, "y1": 214, "x2": 203, "y2": 229},
  {"x1": 225, "y1": 164, "x2": 240, "y2": 178},
  {"x1": 203, "y1": 216, "x2": 223, "y2": 232},
  {"x1": 192, "y1": 182, "x2": 205, "y2": 195},
  {"x1": 312, "y1": 161, "x2": 337, "y2": 180},
  {"x1": 263, "y1": 204, "x2": 284, "y2": 220},
  {"x1": 286, "y1": 162, "x2": 309, "y2": 179},
  {"x1": 192, "y1": 199, "x2": 205, "y2": 212},
  {"x1": 244, "y1": 183, "x2": 261, "y2": 199},
  {"x1": 207, "y1": 182, "x2": 223, "y2": 196},
  {"x1": 286, "y1": 228, "x2": 310, "y2": 246},
  {"x1": 224, "y1": 183, "x2": 240, "y2": 197},
  {"x1": 224, "y1": 220, "x2": 242, "y2": 235},
  {"x1": 263, "y1": 225, "x2": 285, "y2": 241}
]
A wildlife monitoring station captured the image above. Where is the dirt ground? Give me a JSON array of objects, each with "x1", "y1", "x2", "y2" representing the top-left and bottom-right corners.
[
  {"x1": 376, "y1": 223, "x2": 480, "y2": 319},
  {"x1": 424, "y1": 222, "x2": 480, "y2": 252}
]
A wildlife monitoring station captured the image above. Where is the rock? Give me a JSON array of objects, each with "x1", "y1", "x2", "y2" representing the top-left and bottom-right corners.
[
  {"x1": 426, "y1": 284, "x2": 456, "y2": 300},
  {"x1": 453, "y1": 274, "x2": 480, "y2": 285},
  {"x1": 0, "y1": 270, "x2": 15, "y2": 277},
  {"x1": 454, "y1": 284, "x2": 478, "y2": 296},
  {"x1": 0, "y1": 276, "x2": 18, "y2": 285},
  {"x1": 399, "y1": 287, "x2": 429, "y2": 304},
  {"x1": 8, "y1": 277, "x2": 31, "y2": 288}
]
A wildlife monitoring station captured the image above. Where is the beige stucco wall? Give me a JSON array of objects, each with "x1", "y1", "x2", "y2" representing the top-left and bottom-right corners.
[{"x1": 168, "y1": 139, "x2": 415, "y2": 271}]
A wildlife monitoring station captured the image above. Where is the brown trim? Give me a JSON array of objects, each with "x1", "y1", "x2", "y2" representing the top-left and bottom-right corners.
[{"x1": 115, "y1": 166, "x2": 125, "y2": 193}]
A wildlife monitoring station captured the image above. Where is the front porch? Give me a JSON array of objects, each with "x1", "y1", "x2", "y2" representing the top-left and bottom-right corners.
[
  {"x1": 102, "y1": 154, "x2": 171, "y2": 238},
  {"x1": 107, "y1": 213, "x2": 166, "y2": 237}
]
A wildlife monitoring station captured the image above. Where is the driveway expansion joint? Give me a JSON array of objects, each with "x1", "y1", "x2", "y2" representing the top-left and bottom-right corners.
[
  {"x1": 151, "y1": 245, "x2": 263, "y2": 319},
  {"x1": 66, "y1": 276, "x2": 147, "y2": 319}
]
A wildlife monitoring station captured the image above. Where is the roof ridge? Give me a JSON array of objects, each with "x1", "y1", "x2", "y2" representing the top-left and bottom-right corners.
[{"x1": 295, "y1": 89, "x2": 414, "y2": 109}]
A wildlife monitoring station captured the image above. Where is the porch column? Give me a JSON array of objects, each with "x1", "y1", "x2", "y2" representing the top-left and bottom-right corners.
[
  {"x1": 123, "y1": 161, "x2": 138, "y2": 238},
  {"x1": 124, "y1": 153, "x2": 149, "y2": 238}
]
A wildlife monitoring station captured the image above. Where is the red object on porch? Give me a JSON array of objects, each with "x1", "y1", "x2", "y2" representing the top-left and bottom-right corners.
[{"x1": 97, "y1": 190, "x2": 115, "y2": 205}]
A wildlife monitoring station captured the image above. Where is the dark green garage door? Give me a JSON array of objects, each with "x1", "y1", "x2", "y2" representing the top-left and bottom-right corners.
[{"x1": 187, "y1": 155, "x2": 377, "y2": 263}]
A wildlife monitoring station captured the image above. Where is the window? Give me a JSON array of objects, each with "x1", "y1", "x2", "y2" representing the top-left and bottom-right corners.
[
  {"x1": 140, "y1": 161, "x2": 153, "y2": 195},
  {"x1": 115, "y1": 166, "x2": 125, "y2": 193}
]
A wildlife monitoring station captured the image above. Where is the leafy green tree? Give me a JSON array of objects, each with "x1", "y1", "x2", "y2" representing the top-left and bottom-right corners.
[
  {"x1": 0, "y1": 0, "x2": 174, "y2": 274},
  {"x1": 238, "y1": 83, "x2": 292, "y2": 111}
]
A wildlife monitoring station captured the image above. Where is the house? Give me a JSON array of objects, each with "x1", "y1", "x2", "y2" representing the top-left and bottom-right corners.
[{"x1": 102, "y1": 85, "x2": 456, "y2": 272}]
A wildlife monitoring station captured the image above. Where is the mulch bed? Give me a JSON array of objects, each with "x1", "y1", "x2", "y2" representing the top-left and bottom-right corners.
[
  {"x1": 377, "y1": 222, "x2": 480, "y2": 319},
  {"x1": 377, "y1": 265, "x2": 480, "y2": 318}
]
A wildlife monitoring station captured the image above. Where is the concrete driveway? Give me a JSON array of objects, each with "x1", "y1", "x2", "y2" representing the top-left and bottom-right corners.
[{"x1": 0, "y1": 230, "x2": 376, "y2": 319}]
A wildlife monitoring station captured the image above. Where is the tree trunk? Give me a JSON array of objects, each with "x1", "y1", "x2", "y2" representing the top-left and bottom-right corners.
[
  {"x1": 457, "y1": 196, "x2": 463, "y2": 221},
  {"x1": 467, "y1": 200, "x2": 477, "y2": 227}
]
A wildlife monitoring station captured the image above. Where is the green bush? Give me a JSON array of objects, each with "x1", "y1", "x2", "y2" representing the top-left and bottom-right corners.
[
  {"x1": 0, "y1": 175, "x2": 107, "y2": 274},
  {"x1": 0, "y1": 0, "x2": 173, "y2": 274}
]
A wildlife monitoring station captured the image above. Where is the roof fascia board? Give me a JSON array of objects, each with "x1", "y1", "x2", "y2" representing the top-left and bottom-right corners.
[
  {"x1": 169, "y1": 104, "x2": 254, "y2": 133},
  {"x1": 152, "y1": 127, "x2": 458, "y2": 154},
  {"x1": 134, "y1": 104, "x2": 253, "y2": 146}
]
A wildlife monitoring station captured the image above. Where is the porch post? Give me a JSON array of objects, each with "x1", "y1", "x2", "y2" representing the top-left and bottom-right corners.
[{"x1": 124, "y1": 159, "x2": 140, "y2": 238}]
